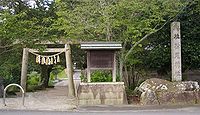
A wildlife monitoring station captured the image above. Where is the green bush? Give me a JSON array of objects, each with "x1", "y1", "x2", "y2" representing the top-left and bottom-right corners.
[
  {"x1": 27, "y1": 71, "x2": 40, "y2": 92},
  {"x1": 91, "y1": 70, "x2": 112, "y2": 82},
  {"x1": 80, "y1": 70, "x2": 120, "y2": 82}
]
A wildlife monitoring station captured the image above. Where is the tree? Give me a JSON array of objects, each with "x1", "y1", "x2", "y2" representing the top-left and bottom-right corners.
[
  {"x1": 54, "y1": 0, "x2": 123, "y2": 41},
  {"x1": 179, "y1": 0, "x2": 200, "y2": 71},
  {"x1": 141, "y1": 0, "x2": 200, "y2": 75},
  {"x1": 0, "y1": 0, "x2": 57, "y2": 87},
  {"x1": 54, "y1": 0, "x2": 188, "y2": 87}
]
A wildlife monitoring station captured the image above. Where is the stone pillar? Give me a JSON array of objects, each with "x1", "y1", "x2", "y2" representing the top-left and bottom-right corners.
[
  {"x1": 87, "y1": 51, "x2": 91, "y2": 82},
  {"x1": 171, "y1": 22, "x2": 182, "y2": 81},
  {"x1": 112, "y1": 52, "x2": 116, "y2": 82},
  {"x1": 65, "y1": 44, "x2": 76, "y2": 97},
  {"x1": 20, "y1": 48, "x2": 29, "y2": 92}
]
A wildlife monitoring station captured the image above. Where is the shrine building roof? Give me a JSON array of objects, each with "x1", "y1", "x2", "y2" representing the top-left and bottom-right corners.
[{"x1": 81, "y1": 42, "x2": 122, "y2": 50}]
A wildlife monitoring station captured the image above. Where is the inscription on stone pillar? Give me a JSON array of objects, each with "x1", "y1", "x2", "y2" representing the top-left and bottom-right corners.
[{"x1": 171, "y1": 22, "x2": 182, "y2": 81}]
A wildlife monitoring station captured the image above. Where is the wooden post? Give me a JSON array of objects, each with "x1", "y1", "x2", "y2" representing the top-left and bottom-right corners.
[
  {"x1": 20, "y1": 48, "x2": 29, "y2": 92},
  {"x1": 87, "y1": 51, "x2": 91, "y2": 82},
  {"x1": 112, "y1": 52, "x2": 117, "y2": 82},
  {"x1": 119, "y1": 57, "x2": 123, "y2": 82},
  {"x1": 65, "y1": 44, "x2": 76, "y2": 97},
  {"x1": 171, "y1": 22, "x2": 182, "y2": 81}
]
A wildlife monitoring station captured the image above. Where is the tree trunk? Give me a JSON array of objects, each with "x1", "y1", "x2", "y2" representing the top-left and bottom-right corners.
[
  {"x1": 129, "y1": 66, "x2": 134, "y2": 88},
  {"x1": 40, "y1": 65, "x2": 52, "y2": 88},
  {"x1": 123, "y1": 64, "x2": 129, "y2": 87},
  {"x1": 119, "y1": 42, "x2": 127, "y2": 82}
]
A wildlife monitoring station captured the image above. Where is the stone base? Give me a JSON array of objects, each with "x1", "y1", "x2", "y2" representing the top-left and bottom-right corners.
[
  {"x1": 139, "y1": 78, "x2": 200, "y2": 105},
  {"x1": 157, "y1": 91, "x2": 197, "y2": 105},
  {"x1": 77, "y1": 82, "x2": 127, "y2": 105}
]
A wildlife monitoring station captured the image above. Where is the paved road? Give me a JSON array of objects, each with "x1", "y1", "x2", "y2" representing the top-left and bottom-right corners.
[
  {"x1": 1, "y1": 106, "x2": 200, "y2": 115},
  {"x1": 0, "y1": 110, "x2": 199, "y2": 115}
]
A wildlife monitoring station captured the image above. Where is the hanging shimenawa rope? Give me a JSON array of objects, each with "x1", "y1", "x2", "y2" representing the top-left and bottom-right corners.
[{"x1": 29, "y1": 50, "x2": 65, "y2": 65}]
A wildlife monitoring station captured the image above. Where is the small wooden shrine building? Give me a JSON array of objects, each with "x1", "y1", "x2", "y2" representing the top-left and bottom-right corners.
[
  {"x1": 78, "y1": 42, "x2": 126, "y2": 105},
  {"x1": 81, "y1": 42, "x2": 122, "y2": 82}
]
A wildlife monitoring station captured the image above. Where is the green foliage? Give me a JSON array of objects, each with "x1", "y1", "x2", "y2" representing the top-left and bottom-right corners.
[
  {"x1": 140, "y1": 0, "x2": 200, "y2": 75},
  {"x1": 54, "y1": 0, "x2": 119, "y2": 41},
  {"x1": 48, "y1": 73, "x2": 55, "y2": 87},
  {"x1": 0, "y1": 0, "x2": 199, "y2": 92},
  {"x1": 27, "y1": 71, "x2": 40, "y2": 92},
  {"x1": 0, "y1": 0, "x2": 58, "y2": 87},
  {"x1": 179, "y1": 0, "x2": 200, "y2": 70},
  {"x1": 51, "y1": 65, "x2": 65, "y2": 77},
  {"x1": 71, "y1": 45, "x2": 86, "y2": 69},
  {"x1": 80, "y1": 70, "x2": 120, "y2": 82},
  {"x1": 91, "y1": 70, "x2": 112, "y2": 82}
]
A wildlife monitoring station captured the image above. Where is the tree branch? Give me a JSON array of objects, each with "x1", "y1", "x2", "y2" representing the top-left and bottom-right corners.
[
  {"x1": 124, "y1": 1, "x2": 190, "y2": 61},
  {"x1": 0, "y1": 44, "x2": 15, "y2": 48},
  {"x1": 0, "y1": 48, "x2": 16, "y2": 55},
  {"x1": 124, "y1": 20, "x2": 169, "y2": 60}
]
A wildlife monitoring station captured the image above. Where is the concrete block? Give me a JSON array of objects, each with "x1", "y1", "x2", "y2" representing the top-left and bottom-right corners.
[
  {"x1": 77, "y1": 82, "x2": 127, "y2": 105},
  {"x1": 79, "y1": 99, "x2": 102, "y2": 105},
  {"x1": 79, "y1": 92, "x2": 95, "y2": 99},
  {"x1": 104, "y1": 99, "x2": 124, "y2": 105}
]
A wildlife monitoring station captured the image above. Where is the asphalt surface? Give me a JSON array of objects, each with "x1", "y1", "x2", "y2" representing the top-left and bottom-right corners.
[{"x1": 1, "y1": 106, "x2": 200, "y2": 115}]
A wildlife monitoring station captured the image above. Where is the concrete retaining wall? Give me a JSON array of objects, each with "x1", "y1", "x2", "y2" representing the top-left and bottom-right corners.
[{"x1": 77, "y1": 82, "x2": 127, "y2": 105}]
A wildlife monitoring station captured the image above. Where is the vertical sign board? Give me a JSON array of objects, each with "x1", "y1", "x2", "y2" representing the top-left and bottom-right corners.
[
  {"x1": 90, "y1": 50, "x2": 114, "y2": 68},
  {"x1": 171, "y1": 22, "x2": 182, "y2": 81}
]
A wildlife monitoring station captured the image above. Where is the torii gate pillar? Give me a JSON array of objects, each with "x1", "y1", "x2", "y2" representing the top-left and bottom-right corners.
[{"x1": 20, "y1": 48, "x2": 29, "y2": 92}]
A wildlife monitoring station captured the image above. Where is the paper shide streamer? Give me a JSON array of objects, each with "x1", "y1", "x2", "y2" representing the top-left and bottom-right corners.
[{"x1": 30, "y1": 50, "x2": 63, "y2": 65}]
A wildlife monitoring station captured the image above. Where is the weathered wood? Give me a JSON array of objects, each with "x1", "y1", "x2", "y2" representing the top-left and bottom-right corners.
[
  {"x1": 87, "y1": 51, "x2": 91, "y2": 82},
  {"x1": 112, "y1": 52, "x2": 116, "y2": 82},
  {"x1": 90, "y1": 50, "x2": 114, "y2": 68},
  {"x1": 65, "y1": 44, "x2": 76, "y2": 97},
  {"x1": 29, "y1": 48, "x2": 67, "y2": 53},
  {"x1": 81, "y1": 42, "x2": 122, "y2": 83},
  {"x1": 119, "y1": 58, "x2": 123, "y2": 82},
  {"x1": 20, "y1": 48, "x2": 29, "y2": 92},
  {"x1": 171, "y1": 22, "x2": 182, "y2": 81}
]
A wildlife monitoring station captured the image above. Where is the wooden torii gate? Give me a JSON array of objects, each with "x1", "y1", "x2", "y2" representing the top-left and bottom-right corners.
[{"x1": 20, "y1": 44, "x2": 76, "y2": 97}]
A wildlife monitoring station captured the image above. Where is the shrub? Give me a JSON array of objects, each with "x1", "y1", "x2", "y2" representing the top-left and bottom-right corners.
[
  {"x1": 91, "y1": 70, "x2": 112, "y2": 82},
  {"x1": 27, "y1": 71, "x2": 40, "y2": 92},
  {"x1": 80, "y1": 70, "x2": 120, "y2": 82}
]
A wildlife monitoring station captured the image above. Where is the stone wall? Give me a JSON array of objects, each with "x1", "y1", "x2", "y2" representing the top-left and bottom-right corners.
[
  {"x1": 138, "y1": 78, "x2": 200, "y2": 105},
  {"x1": 77, "y1": 82, "x2": 127, "y2": 105}
]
